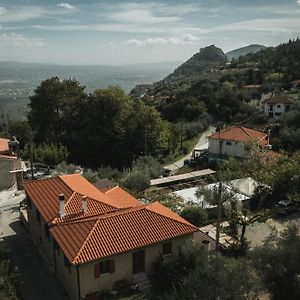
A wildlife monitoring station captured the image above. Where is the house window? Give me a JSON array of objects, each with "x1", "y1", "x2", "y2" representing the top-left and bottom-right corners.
[
  {"x1": 94, "y1": 260, "x2": 115, "y2": 278},
  {"x1": 269, "y1": 105, "x2": 273, "y2": 111},
  {"x1": 36, "y1": 209, "x2": 41, "y2": 224},
  {"x1": 277, "y1": 104, "x2": 281, "y2": 108},
  {"x1": 162, "y1": 242, "x2": 172, "y2": 255},
  {"x1": 226, "y1": 141, "x2": 232, "y2": 146},
  {"x1": 275, "y1": 112, "x2": 281, "y2": 116},
  {"x1": 44, "y1": 224, "x2": 50, "y2": 240}
]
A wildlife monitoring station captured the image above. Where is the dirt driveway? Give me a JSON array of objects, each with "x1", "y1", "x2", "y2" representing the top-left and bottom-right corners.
[{"x1": 245, "y1": 212, "x2": 300, "y2": 248}]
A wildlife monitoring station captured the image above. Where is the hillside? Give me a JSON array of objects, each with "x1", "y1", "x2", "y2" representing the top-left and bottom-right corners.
[
  {"x1": 152, "y1": 45, "x2": 227, "y2": 95},
  {"x1": 226, "y1": 44, "x2": 266, "y2": 61}
]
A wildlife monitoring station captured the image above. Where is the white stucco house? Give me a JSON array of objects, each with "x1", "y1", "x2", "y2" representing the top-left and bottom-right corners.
[
  {"x1": 263, "y1": 95, "x2": 293, "y2": 118},
  {"x1": 207, "y1": 126, "x2": 270, "y2": 159}
]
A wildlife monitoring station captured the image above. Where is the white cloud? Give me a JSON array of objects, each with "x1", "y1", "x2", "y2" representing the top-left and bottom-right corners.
[
  {"x1": 0, "y1": 7, "x2": 8, "y2": 16},
  {"x1": 124, "y1": 34, "x2": 201, "y2": 47},
  {"x1": 57, "y1": 3, "x2": 77, "y2": 10},
  {"x1": 0, "y1": 33, "x2": 46, "y2": 48},
  {"x1": 213, "y1": 18, "x2": 300, "y2": 33},
  {"x1": 108, "y1": 9, "x2": 180, "y2": 24},
  {"x1": 297, "y1": 0, "x2": 300, "y2": 5},
  {"x1": 0, "y1": 6, "x2": 45, "y2": 22}
]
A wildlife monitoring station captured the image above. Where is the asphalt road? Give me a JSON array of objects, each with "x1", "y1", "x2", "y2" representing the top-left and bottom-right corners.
[
  {"x1": 0, "y1": 187, "x2": 68, "y2": 300},
  {"x1": 164, "y1": 125, "x2": 216, "y2": 173}
]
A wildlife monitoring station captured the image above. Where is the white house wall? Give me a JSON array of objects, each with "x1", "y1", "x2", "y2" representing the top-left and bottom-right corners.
[{"x1": 208, "y1": 139, "x2": 245, "y2": 157}]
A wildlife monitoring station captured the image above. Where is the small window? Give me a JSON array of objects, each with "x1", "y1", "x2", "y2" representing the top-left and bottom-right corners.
[
  {"x1": 95, "y1": 260, "x2": 115, "y2": 278},
  {"x1": 36, "y1": 210, "x2": 41, "y2": 224},
  {"x1": 163, "y1": 242, "x2": 172, "y2": 255},
  {"x1": 44, "y1": 224, "x2": 50, "y2": 240},
  {"x1": 275, "y1": 112, "x2": 281, "y2": 116},
  {"x1": 226, "y1": 141, "x2": 232, "y2": 146},
  {"x1": 269, "y1": 104, "x2": 273, "y2": 111},
  {"x1": 277, "y1": 104, "x2": 281, "y2": 108}
]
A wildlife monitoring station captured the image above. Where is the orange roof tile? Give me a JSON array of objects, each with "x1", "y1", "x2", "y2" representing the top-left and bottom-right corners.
[
  {"x1": 24, "y1": 176, "x2": 117, "y2": 223},
  {"x1": 0, "y1": 138, "x2": 9, "y2": 153},
  {"x1": 265, "y1": 96, "x2": 293, "y2": 104},
  {"x1": 104, "y1": 186, "x2": 142, "y2": 207},
  {"x1": 25, "y1": 174, "x2": 197, "y2": 265},
  {"x1": 208, "y1": 126, "x2": 268, "y2": 146},
  {"x1": 51, "y1": 202, "x2": 197, "y2": 264}
]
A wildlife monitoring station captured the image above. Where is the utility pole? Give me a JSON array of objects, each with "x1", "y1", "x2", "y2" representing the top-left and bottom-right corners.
[
  {"x1": 144, "y1": 126, "x2": 148, "y2": 156},
  {"x1": 215, "y1": 180, "x2": 222, "y2": 253},
  {"x1": 1, "y1": 110, "x2": 6, "y2": 133},
  {"x1": 180, "y1": 121, "x2": 183, "y2": 154},
  {"x1": 29, "y1": 130, "x2": 34, "y2": 180}
]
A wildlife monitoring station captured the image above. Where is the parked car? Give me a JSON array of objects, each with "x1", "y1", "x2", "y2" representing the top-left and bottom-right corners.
[{"x1": 276, "y1": 200, "x2": 299, "y2": 216}]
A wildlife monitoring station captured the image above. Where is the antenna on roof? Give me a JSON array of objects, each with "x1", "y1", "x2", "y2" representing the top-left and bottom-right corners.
[
  {"x1": 82, "y1": 196, "x2": 88, "y2": 214},
  {"x1": 59, "y1": 194, "x2": 65, "y2": 217}
]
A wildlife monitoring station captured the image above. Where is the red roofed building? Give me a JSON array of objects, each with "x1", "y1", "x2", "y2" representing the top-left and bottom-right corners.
[
  {"x1": 263, "y1": 95, "x2": 293, "y2": 118},
  {"x1": 23, "y1": 174, "x2": 201, "y2": 300},
  {"x1": 0, "y1": 137, "x2": 22, "y2": 190},
  {"x1": 208, "y1": 126, "x2": 270, "y2": 159}
]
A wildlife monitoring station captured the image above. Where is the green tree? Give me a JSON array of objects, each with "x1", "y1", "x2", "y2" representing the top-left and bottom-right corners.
[
  {"x1": 28, "y1": 77, "x2": 86, "y2": 144},
  {"x1": 180, "y1": 206, "x2": 208, "y2": 226},
  {"x1": 251, "y1": 225, "x2": 300, "y2": 300}
]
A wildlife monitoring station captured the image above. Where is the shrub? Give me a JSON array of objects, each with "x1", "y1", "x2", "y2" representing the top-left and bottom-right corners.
[{"x1": 180, "y1": 206, "x2": 208, "y2": 226}]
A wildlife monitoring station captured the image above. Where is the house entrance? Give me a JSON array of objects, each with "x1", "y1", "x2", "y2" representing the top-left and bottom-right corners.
[{"x1": 132, "y1": 250, "x2": 145, "y2": 274}]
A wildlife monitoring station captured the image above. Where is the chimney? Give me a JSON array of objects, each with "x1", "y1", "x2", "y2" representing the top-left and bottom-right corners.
[
  {"x1": 82, "y1": 196, "x2": 88, "y2": 214},
  {"x1": 202, "y1": 240, "x2": 210, "y2": 253},
  {"x1": 59, "y1": 193, "x2": 65, "y2": 217}
]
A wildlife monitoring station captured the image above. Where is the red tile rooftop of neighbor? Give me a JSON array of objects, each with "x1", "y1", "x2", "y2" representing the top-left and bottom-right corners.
[
  {"x1": 208, "y1": 126, "x2": 268, "y2": 146},
  {"x1": 0, "y1": 138, "x2": 9, "y2": 153},
  {"x1": 265, "y1": 96, "x2": 293, "y2": 104},
  {"x1": 24, "y1": 174, "x2": 197, "y2": 265}
]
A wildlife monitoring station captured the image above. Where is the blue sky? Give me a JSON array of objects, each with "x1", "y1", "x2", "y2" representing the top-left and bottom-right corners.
[{"x1": 0, "y1": 0, "x2": 300, "y2": 65}]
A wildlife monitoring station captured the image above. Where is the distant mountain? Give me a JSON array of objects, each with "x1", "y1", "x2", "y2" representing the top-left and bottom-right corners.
[
  {"x1": 226, "y1": 44, "x2": 266, "y2": 61},
  {"x1": 130, "y1": 45, "x2": 227, "y2": 97}
]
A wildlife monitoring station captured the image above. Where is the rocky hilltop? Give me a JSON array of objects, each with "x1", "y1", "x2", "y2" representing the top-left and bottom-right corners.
[{"x1": 130, "y1": 45, "x2": 227, "y2": 98}]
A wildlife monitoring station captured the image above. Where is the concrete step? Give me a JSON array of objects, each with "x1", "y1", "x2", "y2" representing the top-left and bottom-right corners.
[{"x1": 132, "y1": 272, "x2": 152, "y2": 292}]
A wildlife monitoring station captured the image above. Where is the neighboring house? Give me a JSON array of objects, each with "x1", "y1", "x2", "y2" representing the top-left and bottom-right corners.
[
  {"x1": 23, "y1": 174, "x2": 200, "y2": 300},
  {"x1": 207, "y1": 126, "x2": 269, "y2": 159},
  {"x1": 0, "y1": 137, "x2": 22, "y2": 190},
  {"x1": 244, "y1": 84, "x2": 262, "y2": 98},
  {"x1": 173, "y1": 177, "x2": 260, "y2": 212},
  {"x1": 263, "y1": 95, "x2": 293, "y2": 117}
]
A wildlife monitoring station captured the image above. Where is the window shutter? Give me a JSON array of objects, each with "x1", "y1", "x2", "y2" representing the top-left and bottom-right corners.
[
  {"x1": 94, "y1": 263, "x2": 100, "y2": 278},
  {"x1": 109, "y1": 260, "x2": 115, "y2": 273}
]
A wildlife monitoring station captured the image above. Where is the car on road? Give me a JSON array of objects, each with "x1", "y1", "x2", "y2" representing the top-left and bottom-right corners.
[{"x1": 276, "y1": 200, "x2": 299, "y2": 216}]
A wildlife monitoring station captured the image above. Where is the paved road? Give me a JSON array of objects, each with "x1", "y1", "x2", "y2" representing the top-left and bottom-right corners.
[
  {"x1": 0, "y1": 187, "x2": 68, "y2": 300},
  {"x1": 164, "y1": 125, "x2": 216, "y2": 173}
]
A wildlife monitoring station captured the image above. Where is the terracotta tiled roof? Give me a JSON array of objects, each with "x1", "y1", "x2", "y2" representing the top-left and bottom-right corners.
[
  {"x1": 244, "y1": 84, "x2": 262, "y2": 89},
  {"x1": 24, "y1": 175, "x2": 117, "y2": 223},
  {"x1": 25, "y1": 174, "x2": 196, "y2": 265},
  {"x1": 50, "y1": 202, "x2": 197, "y2": 264},
  {"x1": 0, "y1": 138, "x2": 9, "y2": 153},
  {"x1": 208, "y1": 126, "x2": 268, "y2": 146},
  {"x1": 265, "y1": 96, "x2": 293, "y2": 104},
  {"x1": 104, "y1": 186, "x2": 142, "y2": 207}
]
